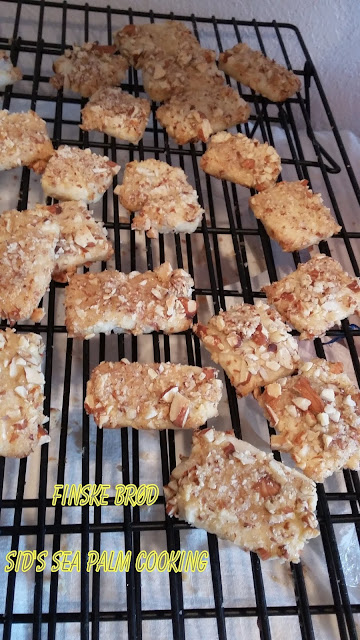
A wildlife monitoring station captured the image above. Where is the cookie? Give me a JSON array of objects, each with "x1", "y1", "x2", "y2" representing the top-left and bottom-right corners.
[
  {"x1": 114, "y1": 159, "x2": 204, "y2": 236},
  {"x1": 263, "y1": 254, "x2": 360, "y2": 339},
  {"x1": 200, "y1": 131, "x2": 281, "y2": 191},
  {"x1": 164, "y1": 428, "x2": 319, "y2": 562},
  {"x1": 193, "y1": 301, "x2": 299, "y2": 396},
  {"x1": 85, "y1": 360, "x2": 222, "y2": 430},
  {"x1": 219, "y1": 42, "x2": 301, "y2": 102},
  {"x1": 0, "y1": 110, "x2": 53, "y2": 173},
  {"x1": 65, "y1": 261, "x2": 197, "y2": 339},
  {"x1": 249, "y1": 180, "x2": 341, "y2": 252},
  {"x1": 0, "y1": 50, "x2": 22, "y2": 88},
  {"x1": 255, "y1": 359, "x2": 360, "y2": 482}
]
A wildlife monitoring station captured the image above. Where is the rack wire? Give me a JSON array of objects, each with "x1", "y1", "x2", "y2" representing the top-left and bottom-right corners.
[{"x1": 0, "y1": 2, "x2": 360, "y2": 639}]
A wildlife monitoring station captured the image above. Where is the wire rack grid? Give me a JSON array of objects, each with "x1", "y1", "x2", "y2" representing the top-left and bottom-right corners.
[{"x1": 0, "y1": 2, "x2": 360, "y2": 640}]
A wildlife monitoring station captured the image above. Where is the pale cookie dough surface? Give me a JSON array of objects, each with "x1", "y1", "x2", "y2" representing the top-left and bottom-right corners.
[
  {"x1": 263, "y1": 254, "x2": 360, "y2": 339},
  {"x1": 141, "y1": 48, "x2": 224, "y2": 102},
  {"x1": 0, "y1": 329, "x2": 49, "y2": 458},
  {"x1": 164, "y1": 428, "x2": 319, "y2": 563},
  {"x1": 113, "y1": 21, "x2": 201, "y2": 68},
  {"x1": 0, "y1": 110, "x2": 53, "y2": 173},
  {"x1": 194, "y1": 301, "x2": 299, "y2": 396},
  {"x1": 41, "y1": 145, "x2": 120, "y2": 203},
  {"x1": 249, "y1": 180, "x2": 341, "y2": 252},
  {"x1": 156, "y1": 85, "x2": 251, "y2": 145},
  {"x1": 114, "y1": 159, "x2": 204, "y2": 236},
  {"x1": 85, "y1": 360, "x2": 223, "y2": 430},
  {"x1": 0, "y1": 50, "x2": 22, "y2": 88},
  {"x1": 80, "y1": 87, "x2": 150, "y2": 143},
  {"x1": 200, "y1": 131, "x2": 281, "y2": 191},
  {"x1": 0, "y1": 209, "x2": 59, "y2": 323},
  {"x1": 65, "y1": 261, "x2": 197, "y2": 338},
  {"x1": 256, "y1": 359, "x2": 360, "y2": 483},
  {"x1": 50, "y1": 42, "x2": 128, "y2": 97},
  {"x1": 219, "y1": 42, "x2": 301, "y2": 102}
]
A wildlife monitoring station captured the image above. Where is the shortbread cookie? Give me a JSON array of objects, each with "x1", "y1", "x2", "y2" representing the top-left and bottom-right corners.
[
  {"x1": 156, "y1": 85, "x2": 251, "y2": 145},
  {"x1": 41, "y1": 146, "x2": 120, "y2": 203},
  {"x1": 65, "y1": 262, "x2": 196, "y2": 338},
  {"x1": 114, "y1": 21, "x2": 201, "y2": 68},
  {"x1": 256, "y1": 359, "x2": 360, "y2": 483},
  {"x1": 0, "y1": 209, "x2": 59, "y2": 323},
  {"x1": 80, "y1": 87, "x2": 150, "y2": 143},
  {"x1": 42, "y1": 201, "x2": 113, "y2": 281},
  {"x1": 114, "y1": 159, "x2": 204, "y2": 236},
  {"x1": 200, "y1": 131, "x2": 281, "y2": 191},
  {"x1": 50, "y1": 42, "x2": 128, "y2": 98},
  {"x1": 0, "y1": 50, "x2": 22, "y2": 88},
  {"x1": 219, "y1": 42, "x2": 301, "y2": 102},
  {"x1": 164, "y1": 428, "x2": 319, "y2": 562},
  {"x1": 0, "y1": 329, "x2": 49, "y2": 458},
  {"x1": 263, "y1": 254, "x2": 360, "y2": 339},
  {"x1": 85, "y1": 361, "x2": 222, "y2": 430},
  {"x1": 249, "y1": 180, "x2": 341, "y2": 252},
  {"x1": 141, "y1": 48, "x2": 224, "y2": 102},
  {"x1": 194, "y1": 301, "x2": 299, "y2": 397},
  {"x1": 0, "y1": 110, "x2": 53, "y2": 173}
]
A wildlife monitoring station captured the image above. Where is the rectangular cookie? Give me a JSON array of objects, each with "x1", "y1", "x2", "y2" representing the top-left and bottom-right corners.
[
  {"x1": 0, "y1": 209, "x2": 60, "y2": 323},
  {"x1": 164, "y1": 428, "x2": 319, "y2": 563},
  {"x1": 80, "y1": 87, "x2": 150, "y2": 144},
  {"x1": 113, "y1": 21, "x2": 202, "y2": 68},
  {"x1": 263, "y1": 254, "x2": 360, "y2": 339},
  {"x1": 85, "y1": 360, "x2": 222, "y2": 430},
  {"x1": 141, "y1": 48, "x2": 224, "y2": 102},
  {"x1": 193, "y1": 301, "x2": 299, "y2": 396},
  {"x1": 219, "y1": 42, "x2": 301, "y2": 102},
  {"x1": 0, "y1": 50, "x2": 22, "y2": 88},
  {"x1": 114, "y1": 159, "x2": 204, "y2": 237},
  {"x1": 200, "y1": 131, "x2": 281, "y2": 191},
  {"x1": 65, "y1": 262, "x2": 197, "y2": 338},
  {"x1": 0, "y1": 329, "x2": 49, "y2": 458},
  {"x1": 0, "y1": 110, "x2": 53, "y2": 173},
  {"x1": 255, "y1": 359, "x2": 360, "y2": 483},
  {"x1": 50, "y1": 42, "x2": 128, "y2": 98},
  {"x1": 43, "y1": 201, "x2": 113, "y2": 282},
  {"x1": 41, "y1": 145, "x2": 120, "y2": 203},
  {"x1": 249, "y1": 180, "x2": 341, "y2": 252},
  {"x1": 156, "y1": 85, "x2": 250, "y2": 145}
]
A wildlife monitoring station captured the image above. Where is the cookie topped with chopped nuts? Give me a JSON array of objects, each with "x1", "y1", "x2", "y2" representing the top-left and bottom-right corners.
[
  {"x1": 156, "y1": 85, "x2": 251, "y2": 145},
  {"x1": 42, "y1": 201, "x2": 113, "y2": 282},
  {"x1": 219, "y1": 42, "x2": 301, "y2": 102},
  {"x1": 164, "y1": 428, "x2": 319, "y2": 562},
  {"x1": 50, "y1": 42, "x2": 128, "y2": 97},
  {"x1": 85, "y1": 361, "x2": 222, "y2": 430},
  {"x1": 249, "y1": 180, "x2": 341, "y2": 252},
  {"x1": 200, "y1": 131, "x2": 281, "y2": 191},
  {"x1": 263, "y1": 254, "x2": 360, "y2": 340},
  {"x1": 255, "y1": 359, "x2": 360, "y2": 483},
  {"x1": 80, "y1": 87, "x2": 150, "y2": 144},
  {"x1": 194, "y1": 301, "x2": 299, "y2": 397},
  {"x1": 141, "y1": 48, "x2": 224, "y2": 102},
  {"x1": 0, "y1": 50, "x2": 22, "y2": 88},
  {"x1": 65, "y1": 261, "x2": 197, "y2": 339},
  {"x1": 0, "y1": 329, "x2": 49, "y2": 458},
  {"x1": 114, "y1": 159, "x2": 204, "y2": 237},
  {"x1": 0, "y1": 208, "x2": 59, "y2": 324},
  {"x1": 0, "y1": 110, "x2": 53, "y2": 173},
  {"x1": 41, "y1": 146, "x2": 120, "y2": 203},
  {"x1": 114, "y1": 21, "x2": 201, "y2": 68}
]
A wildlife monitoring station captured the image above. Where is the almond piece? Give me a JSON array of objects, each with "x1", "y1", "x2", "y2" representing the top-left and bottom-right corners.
[
  {"x1": 179, "y1": 297, "x2": 197, "y2": 318},
  {"x1": 293, "y1": 376, "x2": 325, "y2": 414},
  {"x1": 169, "y1": 392, "x2": 190, "y2": 428},
  {"x1": 254, "y1": 474, "x2": 281, "y2": 498},
  {"x1": 161, "y1": 386, "x2": 179, "y2": 402}
]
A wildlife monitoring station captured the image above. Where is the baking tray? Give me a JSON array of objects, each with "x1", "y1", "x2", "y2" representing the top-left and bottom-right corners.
[{"x1": 0, "y1": 2, "x2": 360, "y2": 639}]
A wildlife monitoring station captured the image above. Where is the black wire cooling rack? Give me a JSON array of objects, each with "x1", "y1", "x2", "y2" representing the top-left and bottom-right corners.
[{"x1": 1, "y1": 2, "x2": 360, "y2": 639}]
